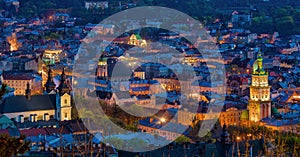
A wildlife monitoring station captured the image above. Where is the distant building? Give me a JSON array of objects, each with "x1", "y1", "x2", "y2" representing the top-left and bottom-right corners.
[
  {"x1": 1, "y1": 70, "x2": 43, "y2": 95},
  {"x1": 84, "y1": 1, "x2": 108, "y2": 10},
  {"x1": 128, "y1": 34, "x2": 147, "y2": 48},
  {"x1": 8, "y1": 56, "x2": 39, "y2": 71},
  {"x1": 231, "y1": 11, "x2": 251, "y2": 26},
  {"x1": 129, "y1": 78, "x2": 150, "y2": 95},
  {"x1": 138, "y1": 109, "x2": 184, "y2": 141},
  {"x1": 43, "y1": 49, "x2": 62, "y2": 65},
  {"x1": 153, "y1": 77, "x2": 180, "y2": 92},
  {"x1": 54, "y1": 13, "x2": 69, "y2": 22},
  {"x1": 110, "y1": 91, "x2": 133, "y2": 106},
  {"x1": 178, "y1": 106, "x2": 244, "y2": 127},
  {"x1": 133, "y1": 67, "x2": 145, "y2": 79}
]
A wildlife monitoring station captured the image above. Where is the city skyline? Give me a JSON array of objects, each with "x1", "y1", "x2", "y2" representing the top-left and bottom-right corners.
[{"x1": 0, "y1": 0, "x2": 299, "y2": 156}]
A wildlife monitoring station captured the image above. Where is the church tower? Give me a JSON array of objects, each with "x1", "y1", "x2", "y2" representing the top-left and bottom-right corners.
[
  {"x1": 248, "y1": 52, "x2": 271, "y2": 122},
  {"x1": 96, "y1": 55, "x2": 108, "y2": 79},
  {"x1": 44, "y1": 66, "x2": 56, "y2": 93},
  {"x1": 58, "y1": 67, "x2": 71, "y2": 95},
  {"x1": 25, "y1": 82, "x2": 31, "y2": 100}
]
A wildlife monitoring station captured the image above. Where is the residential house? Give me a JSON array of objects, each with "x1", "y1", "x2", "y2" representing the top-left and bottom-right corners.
[
  {"x1": 1, "y1": 70, "x2": 43, "y2": 95},
  {"x1": 84, "y1": 1, "x2": 108, "y2": 10}
]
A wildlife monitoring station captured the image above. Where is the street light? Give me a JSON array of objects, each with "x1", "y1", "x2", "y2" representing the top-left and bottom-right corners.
[
  {"x1": 247, "y1": 133, "x2": 252, "y2": 139},
  {"x1": 236, "y1": 136, "x2": 241, "y2": 157}
]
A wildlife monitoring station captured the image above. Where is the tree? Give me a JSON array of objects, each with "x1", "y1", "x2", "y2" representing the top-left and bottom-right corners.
[
  {"x1": 250, "y1": 16, "x2": 274, "y2": 34},
  {"x1": 175, "y1": 135, "x2": 190, "y2": 144},
  {"x1": 216, "y1": 29, "x2": 221, "y2": 44},
  {"x1": 127, "y1": 138, "x2": 147, "y2": 150},
  {"x1": 103, "y1": 137, "x2": 124, "y2": 149},
  {"x1": 275, "y1": 16, "x2": 295, "y2": 37},
  {"x1": 0, "y1": 134, "x2": 30, "y2": 156},
  {"x1": 0, "y1": 84, "x2": 7, "y2": 100}
]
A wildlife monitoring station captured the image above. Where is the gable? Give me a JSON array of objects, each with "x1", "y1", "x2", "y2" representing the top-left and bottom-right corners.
[{"x1": 60, "y1": 93, "x2": 71, "y2": 107}]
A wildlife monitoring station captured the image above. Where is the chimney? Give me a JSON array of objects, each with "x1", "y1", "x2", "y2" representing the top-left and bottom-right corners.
[
  {"x1": 25, "y1": 82, "x2": 31, "y2": 100},
  {"x1": 18, "y1": 115, "x2": 24, "y2": 123},
  {"x1": 44, "y1": 113, "x2": 49, "y2": 121},
  {"x1": 29, "y1": 114, "x2": 33, "y2": 122}
]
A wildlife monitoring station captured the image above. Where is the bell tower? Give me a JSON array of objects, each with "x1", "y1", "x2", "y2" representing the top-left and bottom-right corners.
[
  {"x1": 44, "y1": 66, "x2": 56, "y2": 93},
  {"x1": 248, "y1": 52, "x2": 271, "y2": 122},
  {"x1": 96, "y1": 55, "x2": 108, "y2": 78}
]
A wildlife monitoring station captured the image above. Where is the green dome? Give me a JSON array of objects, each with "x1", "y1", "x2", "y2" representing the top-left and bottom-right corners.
[
  {"x1": 240, "y1": 110, "x2": 249, "y2": 120},
  {"x1": 271, "y1": 107, "x2": 279, "y2": 115}
]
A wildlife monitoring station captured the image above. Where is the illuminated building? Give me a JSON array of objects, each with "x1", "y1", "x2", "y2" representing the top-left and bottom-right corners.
[
  {"x1": 42, "y1": 49, "x2": 62, "y2": 65},
  {"x1": 6, "y1": 32, "x2": 21, "y2": 51},
  {"x1": 248, "y1": 53, "x2": 271, "y2": 122},
  {"x1": 153, "y1": 77, "x2": 180, "y2": 92},
  {"x1": 96, "y1": 56, "x2": 108, "y2": 78},
  {"x1": 177, "y1": 107, "x2": 244, "y2": 126},
  {"x1": 0, "y1": 82, "x2": 72, "y2": 122},
  {"x1": 1, "y1": 70, "x2": 42, "y2": 95},
  {"x1": 128, "y1": 34, "x2": 147, "y2": 48}
]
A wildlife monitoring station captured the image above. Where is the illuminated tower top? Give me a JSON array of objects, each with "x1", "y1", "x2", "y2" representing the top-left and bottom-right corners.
[
  {"x1": 96, "y1": 55, "x2": 108, "y2": 78},
  {"x1": 252, "y1": 52, "x2": 267, "y2": 76}
]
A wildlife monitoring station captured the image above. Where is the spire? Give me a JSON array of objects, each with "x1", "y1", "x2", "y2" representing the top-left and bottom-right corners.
[
  {"x1": 61, "y1": 67, "x2": 66, "y2": 80},
  {"x1": 253, "y1": 49, "x2": 266, "y2": 75},
  {"x1": 58, "y1": 67, "x2": 70, "y2": 95},
  {"x1": 25, "y1": 82, "x2": 31, "y2": 100},
  {"x1": 257, "y1": 50, "x2": 263, "y2": 70},
  {"x1": 45, "y1": 66, "x2": 56, "y2": 93}
]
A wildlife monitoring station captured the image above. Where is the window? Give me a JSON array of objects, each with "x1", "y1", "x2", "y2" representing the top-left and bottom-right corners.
[
  {"x1": 64, "y1": 99, "x2": 67, "y2": 104},
  {"x1": 64, "y1": 113, "x2": 67, "y2": 118}
]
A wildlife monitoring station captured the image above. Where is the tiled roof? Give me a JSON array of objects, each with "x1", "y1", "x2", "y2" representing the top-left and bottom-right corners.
[
  {"x1": 45, "y1": 127, "x2": 70, "y2": 135},
  {"x1": 131, "y1": 87, "x2": 149, "y2": 91},
  {"x1": 58, "y1": 120, "x2": 88, "y2": 134},
  {"x1": 0, "y1": 94, "x2": 57, "y2": 113},
  {"x1": 2, "y1": 73, "x2": 34, "y2": 80},
  {"x1": 20, "y1": 128, "x2": 48, "y2": 137}
]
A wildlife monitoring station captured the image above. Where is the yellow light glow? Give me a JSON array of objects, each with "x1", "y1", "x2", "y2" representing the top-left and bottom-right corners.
[
  {"x1": 160, "y1": 118, "x2": 166, "y2": 123},
  {"x1": 7, "y1": 33, "x2": 20, "y2": 51}
]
